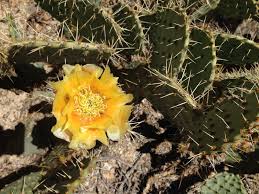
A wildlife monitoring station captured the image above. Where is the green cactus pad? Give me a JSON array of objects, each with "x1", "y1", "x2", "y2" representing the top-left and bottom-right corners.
[
  {"x1": 5, "y1": 40, "x2": 114, "y2": 66},
  {"x1": 35, "y1": 0, "x2": 122, "y2": 44},
  {"x1": 191, "y1": 0, "x2": 221, "y2": 20},
  {"x1": 216, "y1": 66, "x2": 259, "y2": 83},
  {"x1": 180, "y1": 27, "x2": 216, "y2": 98},
  {"x1": 144, "y1": 73, "x2": 195, "y2": 128},
  {"x1": 34, "y1": 144, "x2": 86, "y2": 193},
  {"x1": 40, "y1": 144, "x2": 74, "y2": 170},
  {"x1": 37, "y1": 157, "x2": 91, "y2": 193},
  {"x1": 201, "y1": 172, "x2": 247, "y2": 194},
  {"x1": 189, "y1": 90, "x2": 258, "y2": 153},
  {"x1": 213, "y1": 0, "x2": 257, "y2": 21},
  {"x1": 117, "y1": 66, "x2": 198, "y2": 129},
  {"x1": 210, "y1": 67, "x2": 259, "y2": 104},
  {"x1": 216, "y1": 77, "x2": 258, "y2": 97},
  {"x1": 216, "y1": 33, "x2": 259, "y2": 66},
  {"x1": 149, "y1": 7, "x2": 190, "y2": 77},
  {"x1": 112, "y1": 1, "x2": 145, "y2": 55},
  {"x1": 0, "y1": 171, "x2": 44, "y2": 194},
  {"x1": 66, "y1": 159, "x2": 96, "y2": 193}
]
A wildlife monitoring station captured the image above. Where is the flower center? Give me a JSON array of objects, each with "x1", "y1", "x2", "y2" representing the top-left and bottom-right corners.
[{"x1": 74, "y1": 87, "x2": 106, "y2": 119}]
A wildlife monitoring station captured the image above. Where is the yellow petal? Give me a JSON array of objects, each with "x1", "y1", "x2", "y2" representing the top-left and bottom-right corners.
[
  {"x1": 52, "y1": 90, "x2": 69, "y2": 115},
  {"x1": 63, "y1": 64, "x2": 77, "y2": 75},
  {"x1": 100, "y1": 65, "x2": 118, "y2": 87},
  {"x1": 107, "y1": 105, "x2": 132, "y2": 141},
  {"x1": 75, "y1": 70, "x2": 94, "y2": 86},
  {"x1": 80, "y1": 114, "x2": 113, "y2": 129},
  {"x1": 51, "y1": 64, "x2": 133, "y2": 150},
  {"x1": 117, "y1": 105, "x2": 133, "y2": 125},
  {"x1": 83, "y1": 64, "x2": 103, "y2": 78},
  {"x1": 52, "y1": 127, "x2": 71, "y2": 142},
  {"x1": 51, "y1": 114, "x2": 67, "y2": 132},
  {"x1": 69, "y1": 128, "x2": 108, "y2": 150},
  {"x1": 104, "y1": 95, "x2": 133, "y2": 117}
]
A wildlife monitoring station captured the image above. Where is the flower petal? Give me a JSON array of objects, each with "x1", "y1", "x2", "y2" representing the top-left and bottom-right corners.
[
  {"x1": 100, "y1": 65, "x2": 118, "y2": 87},
  {"x1": 107, "y1": 105, "x2": 132, "y2": 140},
  {"x1": 69, "y1": 128, "x2": 108, "y2": 150},
  {"x1": 83, "y1": 64, "x2": 103, "y2": 78},
  {"x1": 52, "y1": 89, "x2": 69, "y2": 116},
  {"x1": 63, "y1": 64, "x2": 77, "y2": 75},
  {"x1": 52, "y1": 127, "x2": 71, "y2": 142},
  {"x1": 51, "y1": 64, "x2": 133, "y2": 150}
]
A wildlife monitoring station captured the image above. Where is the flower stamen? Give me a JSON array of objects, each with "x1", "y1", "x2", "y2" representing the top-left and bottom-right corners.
[{"x1": 74, "y1": 87, "x2": 106, "y2": 119}]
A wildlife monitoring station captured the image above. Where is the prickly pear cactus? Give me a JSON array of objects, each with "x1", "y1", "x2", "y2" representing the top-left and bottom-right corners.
[
  {"x1": 191, "y1": 0, "x2": 221, "y2": 20},
  {"x1": 180, "y1": 27, "x2": 217, "y2": 97},
  {"x1": 35, "y1": 0, "x2": 122, "y2": 44},
  {"x1": 112, "y1": 1, "x2": 145, "y2": 55},
  {"x1": 216, "y1": 33, "x2": 259, "y2": 66},
  {"x1": 6, "y1": 40, "x2": 115, "y2": 65},
  {"x1": 212, "y1": 0, "x2": 257, "y2": 21},
  {"x1": 98, "y1": 0, "x2": 259, "y2": 155},
  {"x1": 149, "y1": 7, "x2": 190, "y2": 76},
  {"x1": 201, "y1": 172, "x2": 247, "y2": 194},
  {"x1": 189, "y1": 90, "x2": 258, "y2": 152}
]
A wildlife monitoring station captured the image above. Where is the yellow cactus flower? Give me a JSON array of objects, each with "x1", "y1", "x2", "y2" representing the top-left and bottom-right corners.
[{"x1": 51, "y1": 64, "x2": 133, "y2": 150}]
